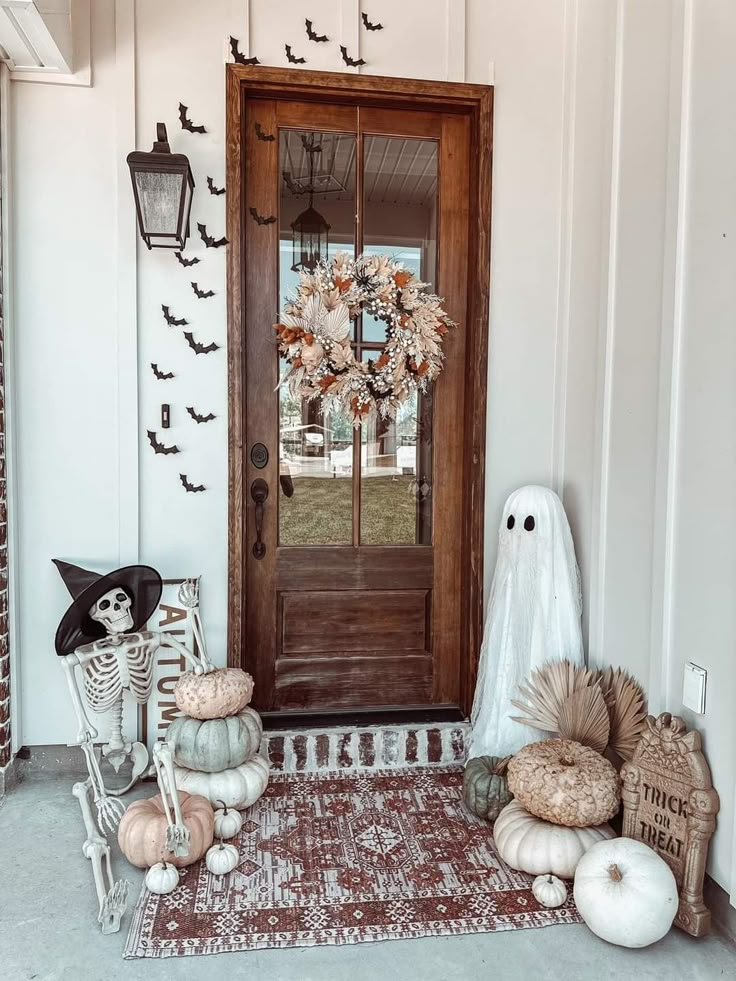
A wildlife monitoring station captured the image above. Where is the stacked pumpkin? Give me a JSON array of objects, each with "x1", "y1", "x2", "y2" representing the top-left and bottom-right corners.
[{"x1": 168, "y1": 667, "x2": 270, "y2": 811}]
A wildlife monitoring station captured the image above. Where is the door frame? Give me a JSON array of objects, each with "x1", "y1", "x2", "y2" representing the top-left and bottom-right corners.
[{"x1": 225, "y1": 65, "x2": 493, "y2": 716}]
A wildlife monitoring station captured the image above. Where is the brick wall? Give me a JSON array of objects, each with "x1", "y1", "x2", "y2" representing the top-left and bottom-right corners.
[{"x1": 0, "y1": 79, "x2": 9, "y2": 774}]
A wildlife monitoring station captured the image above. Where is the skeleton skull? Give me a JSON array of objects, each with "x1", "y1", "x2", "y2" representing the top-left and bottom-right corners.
[{"x1": 89, "y1": 586, "x2": 134, "y2": 634}]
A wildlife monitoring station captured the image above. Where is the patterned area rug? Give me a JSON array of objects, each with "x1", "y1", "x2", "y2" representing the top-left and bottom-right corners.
[{"x1": 125, "y1": 766, "x2": 580, "y2": 958}]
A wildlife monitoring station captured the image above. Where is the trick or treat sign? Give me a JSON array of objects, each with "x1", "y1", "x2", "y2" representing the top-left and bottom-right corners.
[
  {"x1": 139, "y1": 577, "x2": 201, "y2": 750},
  {"x1": 621, "y1": 712, "x2": 719, "y2": 938}
]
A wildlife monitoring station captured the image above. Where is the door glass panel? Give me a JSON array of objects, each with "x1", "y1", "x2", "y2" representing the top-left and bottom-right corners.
[
  {"x1": 359, "y1": 137, "x2": 438, "y2": 545},
  {"x1": 278, "y1": 129, "x2": 357, "y2": 545}
]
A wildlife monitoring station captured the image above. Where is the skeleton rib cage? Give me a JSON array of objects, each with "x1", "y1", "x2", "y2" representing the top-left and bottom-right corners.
[{"x1": 82, "y1": 644, "x2": 154, "y2": 713}]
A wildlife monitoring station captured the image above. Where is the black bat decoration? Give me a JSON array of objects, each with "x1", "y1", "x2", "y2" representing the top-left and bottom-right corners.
[
  {"x1": 305, "y1": 18, "x2": 328, "y2": 42},
  {"x1": 198, "y1": 223, "x2": 228, "y2": 248},
  {"x1": 186, "y1": 406, "x2": 216, "y2": 424},
  {"x1": 249, "y1": 207, "x2": 276, "y2": 226},
  {"x1": 191, "y1": 282, "x2": 215, "y2": 299},
  {"x1": 180, "y1": 473, "x2": 206, "y2": 493},
  {"x1": 184, "y1": 331, "x2": 220, "y2": 355},
  {"x1": 340, "y1": 45, "x2": 366, "y2": 67},
  {"x1": 361, "y1": 12, "x2": 384, "y2": 31},
  {"x1": 178, "y1": 103, "x2": 206, "y2": 134},
  {"x1": 151, "y1": 363, "x2": 175, "y2": 381},
  {"x1": 255, "y1": 121, "x2": 275, "y2": 142},
  {"x1": 175, "y1": 251, "x2": 199, "y2": 267},
  {"x1": 229, "y1": 36, "x2": 260, "y2": 65},
  {"x1": 285, "y1": 44, "x2": 306, "y2": 65},
  {"x1": 207, "y1": 176, "x2": 225, "y2": 196},
  {"x1": 147, "y1": 430, "x2": 180, "y2": 456},
  {"x1": 162, "y1": 304, "x2": 188, "y2": 327}
]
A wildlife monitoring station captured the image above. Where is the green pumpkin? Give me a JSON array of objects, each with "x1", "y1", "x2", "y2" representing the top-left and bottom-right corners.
[
  {"x1": 463, "y1": 755, "x2": 513, "y2": 821},
  {"x1": 167, "y1": 707, "x2": 263, "y2": 773}
]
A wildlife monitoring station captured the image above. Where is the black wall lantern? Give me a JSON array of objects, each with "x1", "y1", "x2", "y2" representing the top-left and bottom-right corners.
[
  {"x1": 289, "y1": 136, "x2": 330, "y2": 272},
  {"x1": 127, "y1": 123, "x2": 195, "y2": 250}
]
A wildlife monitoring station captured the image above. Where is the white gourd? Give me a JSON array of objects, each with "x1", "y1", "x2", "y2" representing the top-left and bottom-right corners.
[
  {"x1": 573, "y1": 837, "x2": 678, "y2": 947},
  {"x1": 173, "y1": 753, "x2": 270, "y2": 809},
  {"x1": 144, "y1": 860, "x2": 180, "y2": 895},
  {"x1": 206, "y1": 841, "x2": 240, "y2": 876},
  {"x1": 532, "y1": 874, "x2": 567, "y2": 908},
  {"x1": 494, "y1": 800, "x2": 615, "y2": 879},
  {"x1": 214, "y1": 799, "x2": 244, "y2": 839}
]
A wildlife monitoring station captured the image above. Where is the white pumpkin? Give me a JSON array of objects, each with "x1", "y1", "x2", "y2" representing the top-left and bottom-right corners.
[
  {"x1": 173, "y1": 753, "x2": 270, "y2": 809},
  {"x1": 494, "y1": 800, "x2": 615, "y2": 879},
  {"x1": 167, "y1": 707, "x2": 263, "y2": 772},
  {"x1": 573, "y1": 837, "x2": 678, "y2": 947},
  {"x1": 206, "y1": 840, "x2": 240, "y2": 876},
  {"x1": 145, "y1": 860, "x2": 180, "y2": 896},
  {"x1": 214, "y1": 800, "x2": 244, "y2": 839},
  {"x1": 532, "y1": 874, "x2": 567, "y2": 909}
]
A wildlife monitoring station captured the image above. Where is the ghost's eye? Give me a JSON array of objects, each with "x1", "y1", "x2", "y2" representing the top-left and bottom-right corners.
[
  {"x1": 524, "y1": 515, "x2": 535, "y2": 531},
  {"x1": 116, "y1": 592, "x2": 127, "y2": 602},
  {"x1": 99, "y1": 599, "x2": 110, "y2": 611},
  {"x1": 506, "y1": 514, "x2": 515, "y2": 530}
]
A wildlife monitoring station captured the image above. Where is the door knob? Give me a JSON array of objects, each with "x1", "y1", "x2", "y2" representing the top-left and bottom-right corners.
[{"x1": 250, "y1": 478, "x2": 269, "y2": 559}]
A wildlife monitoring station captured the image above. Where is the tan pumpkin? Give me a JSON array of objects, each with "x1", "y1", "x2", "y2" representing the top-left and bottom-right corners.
[
  {"x1": 494, "y1": 800, "x2": 615, "y2": 879},
  {"x1": 174, "y1": 668, "x2": 254, "y2": 720},
  {"x1": 118, "y1": 791, "x2": 214, "y2": 869},
  {"x1": 463, "y1": 755, "x2": 513, "y2": 821},
  {"x1": 507, "y1": 738, "x2": 620, "y2": 827}
]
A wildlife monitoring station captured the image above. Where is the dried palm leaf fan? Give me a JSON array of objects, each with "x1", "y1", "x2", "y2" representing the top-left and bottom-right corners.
[{"x1": 511, "y1": 660, "x2": 647, "y2": 760}]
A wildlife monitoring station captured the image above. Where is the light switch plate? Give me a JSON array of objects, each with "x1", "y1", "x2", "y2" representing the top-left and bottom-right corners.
[{"x1": 683, "y1": 662, "x2": 707, "y2": 714}]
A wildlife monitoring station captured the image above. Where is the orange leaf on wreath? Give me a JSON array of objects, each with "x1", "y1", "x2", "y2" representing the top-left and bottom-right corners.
[
  {"x1": 417, "y1": 361, "x2": 430, "y2": 377},
  {"x1": 335, "y1": 276, "x2": 352, "y2": 293},
  {"x1": 375, "y1": 352, "x2": 390, "y2": 369},
  {"x1": 394, "y1": 270, "x2": 412, "y2": 288},
  {"x1": 304, "y1": 333, "x2": 314, "y2": 345},
  {"x1": 318, "y1": 374, "x2": 337, "y2": 392},
  {"x1": 399, "y1": 313, "x2": 411, "y2": 328},
  {"x1": 350, "y1": 396, "x2": 370, "y2": 416},
  {"x1": 293, "y1": 357, "x2": 303, "y2": 368}
]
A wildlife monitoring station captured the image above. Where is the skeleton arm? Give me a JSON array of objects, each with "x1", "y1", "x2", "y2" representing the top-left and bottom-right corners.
[
  {"x1": 62, "y1": 653, "x2": 98, "y2": 742},
  {"x1": 159, "y1": 631, "x2": 214, "y2": 675},
  {"x1": 152, "y1": 741, "x2": 190, "y2": 857}
]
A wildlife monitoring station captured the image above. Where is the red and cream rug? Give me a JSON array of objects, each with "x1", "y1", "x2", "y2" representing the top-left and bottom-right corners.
[{"x1": 125, "y1": 766, "x2": 580, "y2": 958}]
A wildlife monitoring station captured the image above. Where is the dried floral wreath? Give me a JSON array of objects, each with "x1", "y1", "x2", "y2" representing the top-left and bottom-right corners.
[{"x1": 274, "y1": 252, "x2": 456, "y2": 425}]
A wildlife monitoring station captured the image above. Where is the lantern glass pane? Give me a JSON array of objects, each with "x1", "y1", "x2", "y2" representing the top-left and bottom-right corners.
[{"x1": 134, "y1": 170, "x2": 184, "y2": 234}]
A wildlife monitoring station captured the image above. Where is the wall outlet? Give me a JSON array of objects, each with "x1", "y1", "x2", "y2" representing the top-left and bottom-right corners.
[{"x1": 682, "y1": 662, "x2": 707, "y2": 714}]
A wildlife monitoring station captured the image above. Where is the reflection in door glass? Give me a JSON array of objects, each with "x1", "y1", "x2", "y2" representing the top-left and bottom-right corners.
[
  {"x1": 278, "y1": 130, "x2": 357, "y2": 546},
  {"x1": 360, "y1": 137, "x2": 438, "y2": 545}
]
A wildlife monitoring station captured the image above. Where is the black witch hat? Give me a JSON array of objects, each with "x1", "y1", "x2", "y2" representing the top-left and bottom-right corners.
[{"x1": 53, "y1": 559, "x2": 163, "y2": 656}]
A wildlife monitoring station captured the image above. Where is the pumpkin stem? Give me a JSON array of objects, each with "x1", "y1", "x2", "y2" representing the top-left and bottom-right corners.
[
  {"x1": 607, "y1": 863, "x2": 623, "y2": 882},
  {"x1": 493, "y1": 755, "x2": 512, "y2": 776},
  {"x1": 217, "y1": 799, "x2": 229, "y2": 814}
]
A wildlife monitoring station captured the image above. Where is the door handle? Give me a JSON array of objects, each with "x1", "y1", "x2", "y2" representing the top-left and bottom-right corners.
[{"x1": 250, "y1": 478, "x2": 269, "y2": 559}]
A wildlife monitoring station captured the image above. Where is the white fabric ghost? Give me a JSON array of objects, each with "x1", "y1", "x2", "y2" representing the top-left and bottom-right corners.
[{"x1": 470, "y1": 485, "x2": 584, "y2": 758}]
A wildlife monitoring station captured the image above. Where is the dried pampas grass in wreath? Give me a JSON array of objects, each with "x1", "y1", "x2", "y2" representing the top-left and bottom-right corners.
[{"x1": 511, "y1": 660, "x2": 647, "y2": 761}]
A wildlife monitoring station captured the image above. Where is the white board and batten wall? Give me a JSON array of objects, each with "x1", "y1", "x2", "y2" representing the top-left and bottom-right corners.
[{"x1": 8, "y1": 0, "x2": 736, "y2": 898}]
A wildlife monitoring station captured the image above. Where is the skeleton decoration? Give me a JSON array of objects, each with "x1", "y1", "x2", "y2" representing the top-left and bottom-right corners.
[
  {"x1": 53, "y1": 560, "x2": 214, "y2": 934},
  {"x1": 470, "y1": 486, "x2": 585, "y2": 758}
]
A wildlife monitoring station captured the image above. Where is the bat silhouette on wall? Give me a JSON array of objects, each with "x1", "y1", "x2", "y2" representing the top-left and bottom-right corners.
[
  {"x1": 361, "y1": 13, "x2": 384, "y2": 31},
  {"x1": 249, "y1": 207, "x2": 276, "y2": 226},
  {"x1": 187, "y1": 406, "x2": 216, "y2": 424},
  {"x1": 230, "y1": 36, "x2": 260, "y2": 65},
  {"x1": 305, "y1": 19, "x2": 328, "y2": 42},
  {"x1": 207, "y1": 176, "x2": 225, "y2": 195},
  {"x1": 175, "y1": 251, "x2": 199, "y2": 267},
  {"x1": 178, "y1": 103, "x2": 206, "y2": 134},
  {"x1": 198, "y1": 223, "x2": 228, "y2": 248},
  {"x1": 184, "y1": 331, "x2": 220, "y2": 355},
  {"x1": 151, "y1": 363, "x2": 175, "y2": 381},
  {"x1": 340, "y1": 46, "x2": 366, "y2": 67},
  {"x1": 162, "y1": 305, "x2": 188, "y2": 327},
  {"x1": 255, "y1": 121, "x2": 275, "y2": 142},
  {"x1": 191, "y1": 282, "x2": 215, "y2": 299},
  {"x1": 285, "y1": 44, "x2": 306, "y2": 64},
  {"x1": 180, "y1": 474, "x2": 206, "y2": 493},
  {"x1": 147, "y1": 430, "x2": 180, "y2": 455}
]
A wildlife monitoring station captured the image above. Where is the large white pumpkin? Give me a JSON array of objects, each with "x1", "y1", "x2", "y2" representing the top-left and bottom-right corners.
[
  {"x1": 494, "y1": 800, "x2": 615, "y2": 879},
  {"x1": 573, "y1": 837, "x2": 678, "y2": 947},
  {"x1": 173, "y1": 753, "x2": 269, "y2": 809},
  {"x1": 167, "y1": 707, "x2": 263, "y2": 772}
]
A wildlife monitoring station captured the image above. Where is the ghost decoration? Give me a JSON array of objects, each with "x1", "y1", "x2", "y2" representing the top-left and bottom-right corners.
[{"x1": 470, "y1": 485, "x2": 584, "y2": 758}]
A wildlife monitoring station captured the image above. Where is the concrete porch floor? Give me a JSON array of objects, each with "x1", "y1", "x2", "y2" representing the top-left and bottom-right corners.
[{"x1": 1, "y1": 770, "x2": 734, "y2": 981}]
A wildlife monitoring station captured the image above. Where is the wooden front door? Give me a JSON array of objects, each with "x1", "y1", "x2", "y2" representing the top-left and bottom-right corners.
[{"x1": 227, "y1": 68, "x2": 493, "y2": 722}]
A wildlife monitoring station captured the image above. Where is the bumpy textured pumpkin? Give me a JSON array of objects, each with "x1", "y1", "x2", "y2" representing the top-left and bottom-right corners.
[
  {"x1": 463, "y1": 755, "x2": 513, "y2": 821},
  {"x1": 574, "y1": 838, "x2": 678, "y2": 947},
  {"x1": 494, "y1": 800, "x2": 615, "y2": 878},
  {"x1": 167, "y1": 707, "x2": 263, "y2": 772},
  {"x1": 532, "y1": 874, "x2": 567, "y2": 908},
  {"x1": 173, "y1": 753, "x2": 269, "y2": 809},
  {"x1": 174, "y1": 668, "x2": 254, "y2": 720},
  {"x1": 118, "y1": 791, "x2": 214, "y2": 869},
  {"x1": 507, "y1": 738, "x2": 620, "y2": 827},
  {"x1": 145, "y1": 860, "x2": 180, "y2": 895},
  {"x1": 206, "y1": 840, "x2": 240, "y2": 876}
]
